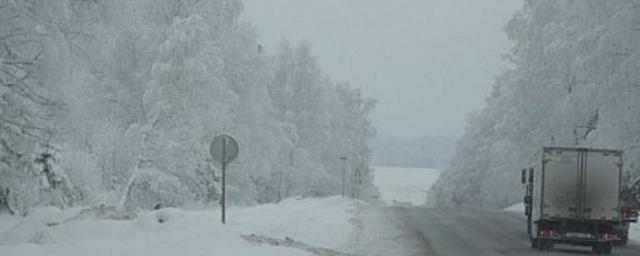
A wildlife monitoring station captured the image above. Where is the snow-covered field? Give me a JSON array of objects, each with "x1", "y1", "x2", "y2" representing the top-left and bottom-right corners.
[
  {"x1": 373, "y1": 166, "x2": 440, "y2": 206},
  {"x1": 0, "y1": 166, "x2": 443, "y2": 256},
  {"x1": 0, "y1": 196, "x2": 355, "y2": 256}
]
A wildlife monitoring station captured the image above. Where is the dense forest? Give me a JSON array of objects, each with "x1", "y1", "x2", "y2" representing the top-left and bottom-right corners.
[
  {"x1": 431, "y1": 0, "x2": 640, "y2": 208},
  {"x1": 0, "y1": 0, "x2": 375, "y2": 213}
]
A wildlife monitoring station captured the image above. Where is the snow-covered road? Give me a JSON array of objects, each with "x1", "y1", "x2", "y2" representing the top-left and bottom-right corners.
[
  {"x1": 372, "y1": 166, "x2": 439, "y2": 206},
  {"x1": 351, "y1": 165, "x2": 640, "y2": 256},
  {"x1": 347, "y1": 205, "x2": 640, "y2": 256},
  {"x1": 2, "y1": 165, "x2": 636, "y2": 256},
  {"x1": 344, "y1": 205, "x2": 430, "y2": 256},
  {"x1": 339, "y1": 166, "x2": 440, "y2": 255},
  {"x1": 391, "y1": 207, "x2": 640, "y2": 256}
]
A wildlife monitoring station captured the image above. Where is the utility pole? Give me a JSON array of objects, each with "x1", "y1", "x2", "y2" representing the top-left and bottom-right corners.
[{"x1": 340, "y1": 156, "x2": 347, "y2": 198}]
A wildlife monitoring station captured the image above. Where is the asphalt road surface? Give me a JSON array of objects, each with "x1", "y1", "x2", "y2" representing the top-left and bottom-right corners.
[{"x1": 351, "y1": 206, "x2": 640, "y2": 256}]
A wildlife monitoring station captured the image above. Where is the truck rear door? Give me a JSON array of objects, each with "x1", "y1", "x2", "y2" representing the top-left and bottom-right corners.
[
  {"x1": 583, "y1": 150, "x2": 622, "y2": 220},
  {"x1": 543, "y1": 148, "x2": 580, "y2": 219}
]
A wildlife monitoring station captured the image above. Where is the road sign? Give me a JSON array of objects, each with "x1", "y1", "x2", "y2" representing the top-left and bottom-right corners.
[
  {"x1": 209, "y1": 134, "x2": 239, "y2": 224},
  {"x1": 210, "y1": 135, "x2": 239, "y2": 165}
]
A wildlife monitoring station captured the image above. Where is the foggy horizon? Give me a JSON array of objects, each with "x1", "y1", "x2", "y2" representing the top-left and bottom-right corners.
[{"x1": 242, "y1": 0, "x2": 522, "y2": 138}]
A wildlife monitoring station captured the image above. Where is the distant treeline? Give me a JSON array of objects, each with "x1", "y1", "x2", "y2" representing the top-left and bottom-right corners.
[{"x1": 372, "y1": 135, "x2": 456, "y2": 169}]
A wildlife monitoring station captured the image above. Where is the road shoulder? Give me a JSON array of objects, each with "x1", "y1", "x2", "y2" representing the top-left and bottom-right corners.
[{"x1": 342, "y1": 203, "x2": 431, "y2": 256}]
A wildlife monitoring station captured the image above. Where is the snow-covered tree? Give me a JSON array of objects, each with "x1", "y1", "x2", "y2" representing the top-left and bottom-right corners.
[
  {"x1": 431, "y1": 0, "x2": 640, "y2": 209},
  {"x1": 0, "y1": 0, "x2": 376, "y2": 212}
]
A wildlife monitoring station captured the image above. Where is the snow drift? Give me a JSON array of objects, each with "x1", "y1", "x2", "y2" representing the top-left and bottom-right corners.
[{"x1": 0, "y1": 196, "x2": 356, "y2": 256}]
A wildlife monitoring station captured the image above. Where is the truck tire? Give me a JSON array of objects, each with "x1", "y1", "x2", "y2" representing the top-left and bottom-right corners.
[
  {"x1": 530, "y1": 238, "x2": 538, "y2": 249},
  {"x1": 593, "y1": 244, "x2": 602, "y2": 254},
  {"x1": 537, "y1": 239, "x2": 545, "y2": 251},
  {"x1": 544, "y1": 240, "x2": 554, "y2": 251},
  {"x1": 536, "y1": 239, "x2": 553, "y2": 251},
  {"x1": 593, "y1": 243, "x2": 612, "y2": 255},
  {"x1": 619, "y1": 236, "x2": 628, "y2": 246}
]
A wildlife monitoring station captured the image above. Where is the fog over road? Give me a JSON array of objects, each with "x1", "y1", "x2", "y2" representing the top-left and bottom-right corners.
[{"x1": 349, "y1": 206, "x2": 640, "y2": 256}]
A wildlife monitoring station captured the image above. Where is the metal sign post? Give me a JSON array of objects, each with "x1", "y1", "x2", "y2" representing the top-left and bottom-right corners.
[
  {"x1": 210, "y1": 134, "x2": 239, "y2": 224},
  {"x1": 221, "y1": 137, "x2": 226, "y2": 224},
  {"x1": 340, "y1": 156, "x2": 347, "y2": 198},
  {"x1": 353, "y1": 168, "x2": 362, "y2": 199}
]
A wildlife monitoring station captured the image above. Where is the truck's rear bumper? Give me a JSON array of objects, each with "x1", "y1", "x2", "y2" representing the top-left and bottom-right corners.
[{"x1": 537, "y1": 235, "x2": 621, "y2": 245}]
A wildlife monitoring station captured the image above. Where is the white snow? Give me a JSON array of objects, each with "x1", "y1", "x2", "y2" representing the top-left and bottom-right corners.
[
  {"x1": 631, "y1": 223, "x2": 639, "y2": 241},
  {"x1": 503, "y1": 203, "x2": 525, "y2": 213},
  {"x1": 373, "y1": 166, "x2": 440, "y2": 206},
  {"x1": 346, "y1": 166, "x2": 441, "y2": 255},
  {"x1": 231, "y1": 196, "x2": 353, "y2": 249},
  {"x1": 0, "y1": 196, "x2": 355, "y2": 256}
]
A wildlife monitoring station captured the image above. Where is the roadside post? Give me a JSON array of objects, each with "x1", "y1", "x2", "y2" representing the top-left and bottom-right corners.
[
  {"x1": 353, "y1": 168, "x2": 362, "y2": 199},
  {"x1": 340, "y1": 156, "x2": 348, "y2": 198},
  {"x1": 210, "y1": 134, "x2": 239, "y2": 224}
]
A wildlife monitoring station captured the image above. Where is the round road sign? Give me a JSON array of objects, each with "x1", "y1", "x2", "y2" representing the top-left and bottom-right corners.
[{"x1": 210, "y1": 135, "x2": 239, "y2": 164}]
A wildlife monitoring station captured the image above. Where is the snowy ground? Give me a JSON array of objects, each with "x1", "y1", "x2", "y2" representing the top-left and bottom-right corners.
[
  {"x1": 630, "y1": 223, "x2": 640, "y2": 241},
  {"x1": 230, "y1": 196, "x2": 353, "y2": 249},
  {"x1": 373, "y1": 166, "x2": 440, "y2": 206},
  {"x1": 339, "y1": 166, "x2": 442, "y2": 256},
  {"x1": 0, "y1": 164, "x2": 446, "y2": 256},
  {"x1": 503, "y1": 202, "x2": 524, "y2": 212},
  {"x1": 0, "y1": 196, "x2": 356, "y2": 256}
]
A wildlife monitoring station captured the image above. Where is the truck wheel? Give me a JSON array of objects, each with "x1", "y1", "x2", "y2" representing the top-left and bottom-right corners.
[
  {"x1": 592, "y1": 243, "x2": 611, "y2": 255},
  {"x1": 619, "y1": 236, "x2": 628, "y2": 246},
  {"x1": 592, "y1": 244, "x2": 602, "y2": 254},
  {"x1": 546, "y1": 241, "x2": 554, "y2": 251},
  {"x1": 537, "y1": 239, "x2": 552, "y2": 251},
  {"x1": 530, "y1": 239, "x2": 538, "y2": 249},
  {"x1": 537, "y1": 240, "x2": 545, "y2": 251}
]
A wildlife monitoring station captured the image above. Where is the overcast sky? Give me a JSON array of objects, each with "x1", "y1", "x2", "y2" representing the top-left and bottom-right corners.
[{"x1": 242, "y1": 0, "x2": 522, "y2": 138}]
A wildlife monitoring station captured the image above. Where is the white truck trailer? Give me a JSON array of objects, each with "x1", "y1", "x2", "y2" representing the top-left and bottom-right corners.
[{"x1": 521, "y1": 147, "x2": 623, "y2": 254}]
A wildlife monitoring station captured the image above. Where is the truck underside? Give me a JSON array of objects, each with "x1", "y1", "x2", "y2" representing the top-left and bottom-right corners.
[{"x1": 531, "y1": 219, "x2": 621, "y2": 254}]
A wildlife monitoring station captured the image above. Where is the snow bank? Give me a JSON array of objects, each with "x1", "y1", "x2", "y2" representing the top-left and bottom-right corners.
[
  {"x1": 503, "y1": 203, "x2": 524, "y2": 213},
  {"x1": 373, "y1": 166, "x2": 440, "y2": 206},
  {"x1": 0, "y1": 207, "x2": 84, "y2": 245},
  {"x1": 231, "y1": 196, "x2": 353, "y2": 249},
  {"x1": 631, "y1": 223, "x2": 639, "y2": 241},
  {"x1": 0, "y1": 197, "x2": 356, "y2": 256},
  {"x1": 0, "y1": 215, "x2": 20, "y2": 235}
]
